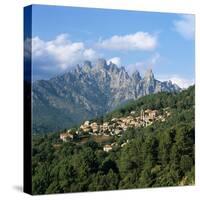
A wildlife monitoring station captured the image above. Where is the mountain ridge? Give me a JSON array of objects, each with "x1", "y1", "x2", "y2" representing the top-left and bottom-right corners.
[{"x1": 32, "y1": 58, "x2": 181, "y2": 134}]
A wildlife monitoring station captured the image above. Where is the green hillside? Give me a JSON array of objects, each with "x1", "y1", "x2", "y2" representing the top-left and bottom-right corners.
[
  {"x1": 32, "y1": 85, "x2": 195, "y2": 194},
  {"x1": 105, "y1": 85, "x2": 194, "y2": 120}
]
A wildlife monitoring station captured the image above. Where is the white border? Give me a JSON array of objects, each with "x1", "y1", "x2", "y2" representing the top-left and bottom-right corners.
[{"x1": 0, "y1": 0, "x2": 199, "y2": 199}]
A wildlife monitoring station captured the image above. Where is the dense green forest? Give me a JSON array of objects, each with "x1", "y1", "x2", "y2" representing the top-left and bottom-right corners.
[{"x1": 32, "y1": 86, "x2": 195, "y2": 194}]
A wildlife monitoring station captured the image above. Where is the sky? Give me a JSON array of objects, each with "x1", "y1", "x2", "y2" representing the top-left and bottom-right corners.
[{"x1": 26, "y1": 5, "x2": 195, "y2": 88}]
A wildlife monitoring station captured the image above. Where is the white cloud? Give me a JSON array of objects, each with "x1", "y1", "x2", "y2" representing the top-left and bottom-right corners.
[
  {"x1": 107, "y1": 57, "x2": 121, "y2": 66},
  {"x1": 173, "y1": 14, "x2": 195, "y2": 40},
  {"x1": 126, "y1": 62, "x2": 144, "y2": 75},
  {"x1": 150, "y1": 52, "x2": 160, "y2": 66},
  {"x1": 28, "y1": 34, "x2": 98, "y2": 75},
  {"x1": 157, "y1": 75, "x2": 194, "y2": 89},
  {"x1": 126, "y1": 53, "x2": 161, "y2": 75},
  {"x1": 97, "y1": 32, "x2": 157, "y2": 51}
]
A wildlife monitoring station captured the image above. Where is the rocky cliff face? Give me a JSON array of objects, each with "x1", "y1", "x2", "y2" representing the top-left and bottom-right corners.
[{"x1": 32, "y1": 58, "x2": 181, "y2": 134}]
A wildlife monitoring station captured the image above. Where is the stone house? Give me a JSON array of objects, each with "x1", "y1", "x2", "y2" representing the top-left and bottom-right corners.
[
  {"x1": 80, "y1": 120, "x2": 91, "y2": 133},
  {"x1": 60, "y1": 132, "x2": 74, "y2": 142},
  {"x1": 90, "y1": 122, "x2": 99, "y2": 133},
  {"x1": 103, "y1": 144, "x2": 113, "y2": 152}
]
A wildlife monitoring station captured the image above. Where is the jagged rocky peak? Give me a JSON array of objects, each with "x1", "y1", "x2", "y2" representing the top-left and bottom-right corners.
[
  {"x1": 108, "y1": 61, "x2": 117, "y2": 68},
  {"x1": 120, "y1": 66, "x2": 126, "y2": 72},
  {"x1": 163, "y1": 80, "x2": 173, "y2": 87},
  {"x1": 74, "y1": 64, "x2": 81, "y2": 72},
  {"x1": 118, "y1": 66, "x2": 130, "y2": 80},
  {"x1": 167, "y1": 80, "x2": 172, "y2": 85},
  {"x1": 82, "y1": 60, "x2": 92, "y2": 72},
  {"x1": 132, "y1": 70, "x2": 141, "y2": 82},
  {"x1": 95, "y1": 58, "x2": 108, "y2": 69},
  {"x1": 173, "y1": 83, "x2": 181, "y2": 91},
  {"x1": 83, "y1": 60, "x2": 92, "y2": 68},
  {"x1": 108, "y1": 61, "x2": 120, "y2": 73},
  {"x1": 166, "y1": 80, "x2": 180, "y2": 90},
  {"x1": 144, "y1": 68, "x2": 154, "y2": 80}
]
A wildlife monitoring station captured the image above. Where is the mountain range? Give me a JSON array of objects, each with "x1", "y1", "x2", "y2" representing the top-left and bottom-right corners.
[{"x1": 32, "y1": 58, "x2": 181, "y2": 134}]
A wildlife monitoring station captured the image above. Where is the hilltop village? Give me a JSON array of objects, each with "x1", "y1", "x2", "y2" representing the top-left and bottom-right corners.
[{"x1": 60, "y1": 108, "x2": 171, "y2": 152}]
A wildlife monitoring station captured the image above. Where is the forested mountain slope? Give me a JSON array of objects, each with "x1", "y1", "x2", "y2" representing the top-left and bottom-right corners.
[{"x1": 32, "y1": 85, "x2": 194, "y2": 194}]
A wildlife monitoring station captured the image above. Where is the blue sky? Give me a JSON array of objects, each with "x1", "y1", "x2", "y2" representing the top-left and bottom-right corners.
[{"x1": 27, "y1": 5, "x2": 195, "y2": 88}]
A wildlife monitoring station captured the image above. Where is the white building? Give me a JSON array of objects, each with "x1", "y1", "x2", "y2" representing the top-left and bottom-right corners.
[{"x1": 103, "y1": 144, "x2": 113, "y2": 152}]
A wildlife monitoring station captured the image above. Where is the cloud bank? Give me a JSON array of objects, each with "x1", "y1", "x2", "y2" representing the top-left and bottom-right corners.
[
  {"x1": 26, "y1": 32, "x2": 158, "y2": 80},
  {"x1": 173, "y1": 14, "x2": 195, "y2": 40},
  {"x1": 107, "y1": 57, "x2": 121, "y2": 66},
  {"x1": 126, "y1": 53, "x2": 161, "y2": 75},
  {"x1": 157, "y1": 75, "x2": 194, "y2": 89},
  {"x1": 97, "y1": 32, "x2": 157, "y2": 51},
  {"x1": 27, "y1": 34, "x2": 98, "y2": 78}
]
